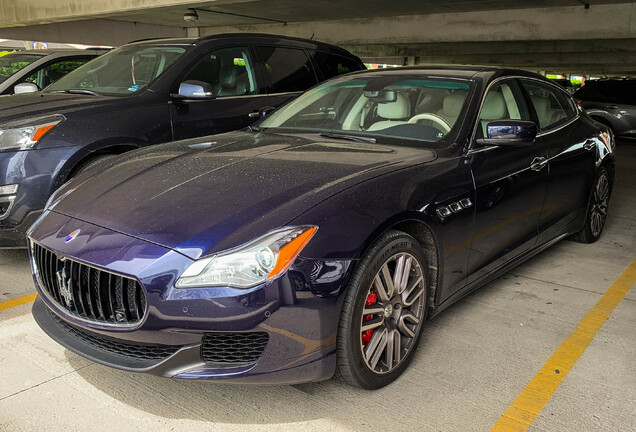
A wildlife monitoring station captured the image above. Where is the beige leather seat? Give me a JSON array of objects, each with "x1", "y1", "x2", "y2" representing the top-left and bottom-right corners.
[
  {"x1": 531, "y1": 96, "x2": 565, "y2": 130},
  {"x1": 367, "y1": 93, "x2": 411, "y2": 131},
  {"x1": 531, "y1": 96, "x2": 550, "y2": 129},
  {"x1": 436, "y1": 93, "x2": 465, "y2": 126},
  {"x1": 479, "y1": 91, "x2": 508, "y2": 137}
]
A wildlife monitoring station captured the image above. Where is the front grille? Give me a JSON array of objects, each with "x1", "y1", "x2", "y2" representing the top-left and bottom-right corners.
[
  {"x1": 201, "y1": 332, "x2": 269, "y2": 365},
  {"x1": 49, "y1": 310, "x2": 180, "y2": 360},
  {"x1": 32, "y1": 243, "x2": 146, "y2": 326}
]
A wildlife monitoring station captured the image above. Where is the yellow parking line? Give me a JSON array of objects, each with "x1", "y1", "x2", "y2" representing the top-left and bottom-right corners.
[
  {"x1": 0, "y1": 293, "x2": 38, "y2": 311},
  {"x1": 490, "y1": 258, "x2": 636, "y2": 432}
]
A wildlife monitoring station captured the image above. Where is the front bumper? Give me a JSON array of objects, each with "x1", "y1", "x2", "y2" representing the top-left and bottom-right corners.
[
  {"x1": 0, "y1": 146, "x2": 76, "y2": 248},
  {"x1": 28, "y1": 211, "x2": 353, "y2": 384},
  {"x1": 0, "y1": 210, "x2": 41, "y2": 248}
]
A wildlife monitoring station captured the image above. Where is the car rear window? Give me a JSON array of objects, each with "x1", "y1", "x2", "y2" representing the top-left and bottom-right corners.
[
  {"x1": 311, "y1": 51, "x2": 365, "y2": 79},
  {"x1": 0, "y1": 53, "x2": 43, "y2": 84}
]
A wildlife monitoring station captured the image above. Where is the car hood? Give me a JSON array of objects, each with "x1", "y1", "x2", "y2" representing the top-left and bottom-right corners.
[
  {"x1": 0, "y1": 92, "x2": 121, "y2": 121},
  {"x1": 50, "y1": 131, "x2": 437, "y2": 260}
]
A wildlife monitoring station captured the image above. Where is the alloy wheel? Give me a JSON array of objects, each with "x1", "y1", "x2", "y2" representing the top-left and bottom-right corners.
[
  {"x1": 359, "y1": 252, "x2": 426, "y2": 374},
  {"x1": 590, "y1": 172, "x2": 610, "y2": 237}
]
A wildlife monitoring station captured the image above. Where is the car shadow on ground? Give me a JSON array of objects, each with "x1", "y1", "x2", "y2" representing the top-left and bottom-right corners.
[{"x1": 64, "y1": 271, "x2": 513, "y2": 427}]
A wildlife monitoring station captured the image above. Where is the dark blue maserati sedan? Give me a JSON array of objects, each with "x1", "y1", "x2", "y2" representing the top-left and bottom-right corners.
[{"x1": 28, "y1": 66, "x2": 614, "y2": 389}]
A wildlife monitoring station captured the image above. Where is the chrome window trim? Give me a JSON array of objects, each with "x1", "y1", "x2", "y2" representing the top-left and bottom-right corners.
[
  {"x1": 205, "y1": 91, "x2": 302, "y2": 100},
  {"x1": 29, "y1": 239, "x2": 148, "y2": 329},
  {"x1": 267, "y1": 91, "x2": 303, "y2": 97},
  {"x1": 468, "y1": 75, "x2": 581, "y2": 151},
  {"x1": 206, "y1": 93, "x2": 269, "y2": 100},
  {"x1": 466, "y1": 145, "x2": 498, "y2": 155}
]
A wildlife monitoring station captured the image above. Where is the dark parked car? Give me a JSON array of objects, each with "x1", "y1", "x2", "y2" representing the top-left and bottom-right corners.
[
  {"x1": 0, "y1": 34, "x2": 365, "y2": 247},
  {"x1": 29, "y1": 66, "x2": 614, "y2": 389},
  {"x1": 574, "y1": 79, "x2": 636, "y2": 138},
  {"x1": 549, "y1": 78, "x2": 575, "y2": 94},
  {"x1": 0, "y1": 49, "x2": 104, "y2": 95}
]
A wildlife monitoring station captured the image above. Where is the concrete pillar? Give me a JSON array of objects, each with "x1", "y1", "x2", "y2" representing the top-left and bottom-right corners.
[
  {"x1": 186, "y1": 27, "x2": 200, "y2": 38},
  {"x1": 404, "y1": 56, "x2": 416, "y2": 66}
]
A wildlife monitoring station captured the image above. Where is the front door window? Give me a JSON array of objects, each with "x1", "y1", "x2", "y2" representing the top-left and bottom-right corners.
[{"x1": 181, "y1": 46, "x2": 257, "y2": 97}]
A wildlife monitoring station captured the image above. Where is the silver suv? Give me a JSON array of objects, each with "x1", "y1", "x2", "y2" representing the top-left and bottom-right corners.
[
  {"x1": 574, "y1": 79, "x2": 636, "y2": 138},
  {"x1": 0, "y1": 49, "x2": 106, "y2": 95}
]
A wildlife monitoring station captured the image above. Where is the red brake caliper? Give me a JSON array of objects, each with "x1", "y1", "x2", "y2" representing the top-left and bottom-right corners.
[{"x1": 362, "y1": 291, "x2": 377, "y2": 347}]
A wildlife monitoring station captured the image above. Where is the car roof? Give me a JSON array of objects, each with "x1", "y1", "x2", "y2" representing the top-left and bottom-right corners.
[
  {"x1": 126, "y1": 33, "x2": 358, "y2": 57},
  {"x1": 343, "y1": 65, "x2": 547, "y2": 81},
  {"x1": 5, "y1": 49, "x2": 107, "y2": 57}
]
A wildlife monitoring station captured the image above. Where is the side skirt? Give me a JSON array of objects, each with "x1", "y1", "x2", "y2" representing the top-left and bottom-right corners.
[{"x1": 428, "y1": 232, "x2": 570, "y2": 319}]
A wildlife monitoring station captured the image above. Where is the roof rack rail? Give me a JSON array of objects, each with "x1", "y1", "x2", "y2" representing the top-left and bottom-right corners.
[{"x1": 126, "y1": 37, "x2": 171, "y2": 44}]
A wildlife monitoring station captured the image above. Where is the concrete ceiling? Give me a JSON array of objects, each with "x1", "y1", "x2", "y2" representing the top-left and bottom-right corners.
[
  {"x1": 101, "y1": 0, "x2": 631, "y2": 28},
  {"x1": 0, "y1": 0, "x2": 635, "y2": 75}
]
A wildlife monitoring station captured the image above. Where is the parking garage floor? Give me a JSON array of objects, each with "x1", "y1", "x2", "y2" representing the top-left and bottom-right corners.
[{"x1": 1, "y1": 143, "x2": 634, "y2": 432}]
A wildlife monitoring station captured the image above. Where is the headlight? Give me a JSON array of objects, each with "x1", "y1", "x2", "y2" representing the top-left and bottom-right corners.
[
  {"x1": 175, "y1": 226, "x2": 317, "y2": 289},
  {"x1": 0, "y1": 114, "x2": 65, "y2": 152}
]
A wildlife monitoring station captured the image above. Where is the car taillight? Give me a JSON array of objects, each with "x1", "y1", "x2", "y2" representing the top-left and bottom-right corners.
[{"x1": 576, "y1": 99, "x2": 583, "y2": 104}]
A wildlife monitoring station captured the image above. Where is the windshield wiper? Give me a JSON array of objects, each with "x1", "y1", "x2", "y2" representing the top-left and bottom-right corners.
[
  {"x1": 51, "y1": 89, "x2": 102, "y2": 96},
  {"x1": 319, "y1": 133, "x2": 376, "y2": 143}
]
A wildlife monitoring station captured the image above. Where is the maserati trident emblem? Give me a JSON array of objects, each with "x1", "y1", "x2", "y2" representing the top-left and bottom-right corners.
[
  {"x1": 65, "y1": 229, "x2": 81, "y2": 243},
  {"x1": 56, "y1": 268, "x2": 73, "y2": 307}
]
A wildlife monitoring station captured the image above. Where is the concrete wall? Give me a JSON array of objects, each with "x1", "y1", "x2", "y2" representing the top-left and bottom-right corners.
[
  {"x1": 200, "y1": 4, "x2": 636, "y2": 43},
  {"x1": 0, "y1": 19, "x2": 186, "y2": 46},
  {"x1": 0, "y1": 0, "x2": 201, "y2": 26},
  {"x1": 199, "y1": 4, "x2": 636, "y2": 74}
]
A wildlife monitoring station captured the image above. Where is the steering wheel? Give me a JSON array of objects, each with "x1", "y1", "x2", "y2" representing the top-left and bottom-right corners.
[{"x1": 407, "y1": 113, "x2": 452, "y2": 133}]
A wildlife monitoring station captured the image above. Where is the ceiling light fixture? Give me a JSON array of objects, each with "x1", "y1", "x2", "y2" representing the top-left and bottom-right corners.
[
  {"x1": 183, "y1": 8, "x2": 199, "y2": 23},
  {"x1": 577, "y1": 0, "x2": 590, "y2": 9}
]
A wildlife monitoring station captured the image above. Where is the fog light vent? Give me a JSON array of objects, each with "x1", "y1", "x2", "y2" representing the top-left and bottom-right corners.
[
  {"x1": 201, "y1": 332, "x2": 269, "y2": 365},
  {"x1": 0, "y1": 196, "x2": 16, "y2": 219}
]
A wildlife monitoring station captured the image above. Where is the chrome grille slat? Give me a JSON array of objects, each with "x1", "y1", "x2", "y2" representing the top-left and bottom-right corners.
[
  {"x1": 47, "y1": 247, "x2": 60, "y2": 302},
  {"x1": 32, "y1": 243, "x2": 145, "y2": 326}
]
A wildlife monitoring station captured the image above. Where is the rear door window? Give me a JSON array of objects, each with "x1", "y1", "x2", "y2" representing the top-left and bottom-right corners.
[
  {"x1": 255, "y1": 46, "x2": 318, "y2": 93},
  {"x1": 520, "y1": 80, "x2": 577, "y2": 132}
]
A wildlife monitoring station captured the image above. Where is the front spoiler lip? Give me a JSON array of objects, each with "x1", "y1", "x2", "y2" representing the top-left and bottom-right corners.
[{"x1": 32, "y1": 296, "x2": 257, "y2": 378}]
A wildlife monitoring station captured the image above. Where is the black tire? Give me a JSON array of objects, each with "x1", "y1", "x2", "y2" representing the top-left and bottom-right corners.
[
  {"x1": 71, "y1": 155, "x2": 116, "y2": 178},
  {"x1": 571, "y1": 166, "x2": 612, "y2": 243},
  {"x1": 336, "y1": 230, "x2": 429, "y2": 389}
]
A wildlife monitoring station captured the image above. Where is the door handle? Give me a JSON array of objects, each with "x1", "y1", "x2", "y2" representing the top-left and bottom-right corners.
[
  {"x1": 530, "y1": 157, "x2": 548, "y2": 172},
  {"x1": 607, "y1": 104, "x2": 618, "y2": 110},
  {"x1": 249, "y1": 106, "x2": 276, "y2": 119},
  {"x1": 583, "y1": 139, "x2": 595, "y2": 151}
]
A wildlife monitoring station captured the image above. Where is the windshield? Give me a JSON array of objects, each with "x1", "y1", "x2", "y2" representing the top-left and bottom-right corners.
[
  {"x1": 0, "y1": 53, "x2": 43, "y2": 84},
  {"x1": 259, "y1": 74, "x2": 473, "y2": 145},
  {"x1": 46, "y1": 45, "x2": 190, "y2": 96}
]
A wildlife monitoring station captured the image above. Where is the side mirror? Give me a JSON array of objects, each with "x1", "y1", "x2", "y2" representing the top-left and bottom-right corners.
[
  {"x1": 172, "y1": 80, "x2": 215, "y2": 100},
  {"x1": 476, "y1": 120, "x2": 537, "y2": 147},
  {"x1": 14, "y1": 83, "x2": 39, "y2": 94}
]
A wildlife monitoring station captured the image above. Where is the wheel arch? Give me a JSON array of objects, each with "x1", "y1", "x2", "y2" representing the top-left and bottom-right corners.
[
  {"x1": 52, "y1": 142, "x2": 143, "y2": 192},
  {"x1": 350, "y1": 213, "x2": 442, "y2": 313},
  {"x1": 589, "y1": 114, "x2": 615, "y2": 133}
]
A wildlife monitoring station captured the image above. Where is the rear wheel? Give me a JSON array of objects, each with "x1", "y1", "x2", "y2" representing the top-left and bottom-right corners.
[
  {"x1": 572, "y1": 166, "x2": 611, "y2": 243},
  {"x1": 336, "y1": 230, "x2": 429, "y2": 389}
]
